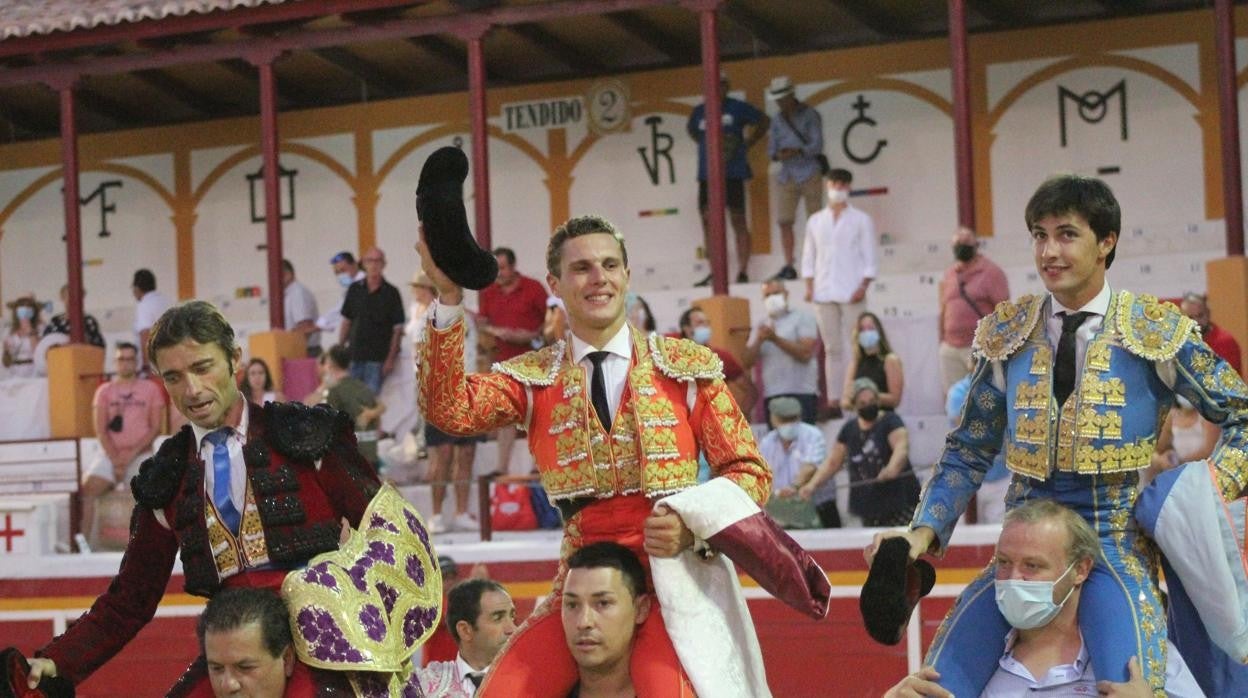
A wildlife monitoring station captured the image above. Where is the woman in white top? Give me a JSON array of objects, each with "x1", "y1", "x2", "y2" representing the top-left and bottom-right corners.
[
  {"x1": 3, "y1": 295, "x2": 43, "y2": 378},
  {"x1": 1148, "y1": 395, "x2": 1220, "y2": 485}
]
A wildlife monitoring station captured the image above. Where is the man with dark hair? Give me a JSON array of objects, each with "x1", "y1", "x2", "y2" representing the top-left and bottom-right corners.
[
  {"x1": 871, "y1": 174, "x2": 1248, "y2": 694},
  {"x1": 687, "y1": 71, "x2": 770, "y2": 285},
  {"x1": 131, "y1": 267, "x2": 170, "y2": 370},
  {"x1": 562, "y1": 542, "x2": 650, "y2": 698},
  {"x1": 418, "y1": 580, "x2": 516, "y2": 696},
  {"x1": 25, "y1": 300, "x2": 380, "y2": 695},
  {"x1": 306, "y1": 344, "x2": 384, "y2": 466},
  {"x1": 281, "y1": 259, "x2": 321, "y2": 357},
  {"x1": 418, "y1": 212, "x2": 775, "y2": 696},
  {"x1": 339, "y1": 247, "x2": 405, "y2": 395},
  {"x1": 199, "y1": 587, "x2": 352, "y2": 698},
  {"x1": 801, "y1": 167, "x2": 878, "y2": 411},
  {"x1": 677, "y1": 306, "x2": 756, "y2": 415},
  {"x1": 199, "y1": 588, "x2": 295, "y2": 698},
  {"x1": 477, "y1": 245, "x2": 547, "y2": 476},
  {"x1": 80, "y1": 341, "x2": 166, "y2": 544},
  {"x1": 43, "y1": 283, "x2": 105, "y2": 347}
]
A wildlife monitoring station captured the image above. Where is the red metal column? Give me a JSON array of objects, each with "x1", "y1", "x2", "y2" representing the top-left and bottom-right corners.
[
  {"x1": 257, "y1": 57, "x2": 286, "y2": 329},
  {"x1": 1216, "y1": 0, "x2": 1244, "y2": 256},
  {"x1": 693, "y1": 0, "x2": 727, "y2": 295},
  {"x1": 56, "y1": 81, "x2": 85, "y2": 344},
  {"x1": 465, "y1": 27, "x2": 492, "y2": 250},
  {"x1": 949, "y1": 0, "x2": 975, "y2": 231}
]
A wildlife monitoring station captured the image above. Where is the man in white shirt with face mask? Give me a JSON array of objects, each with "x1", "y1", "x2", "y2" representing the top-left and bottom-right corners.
[
  {"x1": 884, "y1": 499, "x2": 1203, "y2": 697},
  {"x1": 800, "y1": 168, "x2": 878, "y2": 409}
]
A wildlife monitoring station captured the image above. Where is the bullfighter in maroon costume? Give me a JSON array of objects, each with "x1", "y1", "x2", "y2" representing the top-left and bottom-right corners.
[{"x1": 23, "y1": 301, "x2": 379, "y2": 696}]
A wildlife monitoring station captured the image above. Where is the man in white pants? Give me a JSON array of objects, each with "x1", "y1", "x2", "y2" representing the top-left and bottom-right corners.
[{"x1": 801, "y1": 168, "x2": 878, "y2": 410}]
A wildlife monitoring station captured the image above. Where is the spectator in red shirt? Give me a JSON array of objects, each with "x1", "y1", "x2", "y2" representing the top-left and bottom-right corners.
[
  {"x1": 937, "y1": 226, "x2": 1010, "y2": 393},
  {"x1": 1182, "y1": 292, "x2": 1243, "y2": 377},
  {"x1": 677, "y1": 306, "x2": 758, "y2": 414},
  {"x1": 478, "y1": 247, "x2": 548, "y2": 475}
]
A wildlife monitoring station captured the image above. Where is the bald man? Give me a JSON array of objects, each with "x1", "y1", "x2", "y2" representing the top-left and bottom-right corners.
[{"x1": 339, "y1": 247, "x2": 405, "y2": 394}]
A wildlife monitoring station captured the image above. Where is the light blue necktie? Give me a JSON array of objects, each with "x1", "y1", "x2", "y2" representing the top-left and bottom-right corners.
[{"x1": 205, "y1": 429, "x2": 241, "y2": 534}]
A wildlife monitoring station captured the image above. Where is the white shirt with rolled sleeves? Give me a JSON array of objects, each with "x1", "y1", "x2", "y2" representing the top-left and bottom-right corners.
[{"x1": 800, "y1": 204, "x2": 879, "y2": 304}]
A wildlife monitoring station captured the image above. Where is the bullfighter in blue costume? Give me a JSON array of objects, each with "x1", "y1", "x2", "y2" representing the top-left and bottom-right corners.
[{"x1": 874, "y1": 174, "x2": 1248, "y2": 695}]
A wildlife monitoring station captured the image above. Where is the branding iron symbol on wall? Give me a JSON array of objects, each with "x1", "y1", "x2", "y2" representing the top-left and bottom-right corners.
[
  {"x1": 247, "y1": 164, "x2": 298, "y2": 223},
  {"x1": 842, "y1": 94, "x2": 888, "y2": 165},
  {"x1": 60, "y1": 180, "x2": 123, "y2": 241},
  {"x1": 1058, "y1": 79, "x2": 1127, "y2": 148},
  {"x1": 638, "y1": 115, "x2": 676, "y2": 186}
]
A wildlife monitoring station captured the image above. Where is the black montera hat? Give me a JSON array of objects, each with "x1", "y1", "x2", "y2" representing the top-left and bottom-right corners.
[{"x1": 416, "y1": 146, "x2": 499, "y2": 291}]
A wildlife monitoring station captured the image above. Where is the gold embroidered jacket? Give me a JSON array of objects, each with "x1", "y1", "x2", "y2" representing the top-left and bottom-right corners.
[
  {"x1": 914, "y1": 291, "x2": 1248, "y2": 549},
  {"x1": 419, "y1": 318, "x2": 770, "y2": 505}
]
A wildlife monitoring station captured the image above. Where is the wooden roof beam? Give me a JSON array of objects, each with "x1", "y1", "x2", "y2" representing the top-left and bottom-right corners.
[
  {"x1": 131, "y1": 67, "x2": 243, "y2": 117},
  {"x1": 312, "y1": 46, "x2": 414, "y2": 97},
  {"x1": 219, "y1": 57, "x2": 324, "y2": 110},
  {"x1": 604, "y1": 10, "x2": 699, "y2": 64},
  {"x1": 74, "y1": 83, "x2": 154, "y2": 126},
  {"x1": 968, "y1": 0, "x2": 1030, "y2": 27},
  {"x1": 721, "y1": 0, "x2": 794, "y2": 50},
  {"x1": 0, "y1": 98, "x2": 55, "y2": 139},
  {"x1": 828, "y1": 0, "x2": 918, "y2": 38},
  {"x1": 506, "y1": 23, "x2": 608, "y2": 73}
]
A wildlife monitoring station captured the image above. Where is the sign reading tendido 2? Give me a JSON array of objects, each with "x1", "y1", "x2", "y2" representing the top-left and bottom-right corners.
[{"x1": 502, "y1": 96, "x2": 585, "y2": 133}]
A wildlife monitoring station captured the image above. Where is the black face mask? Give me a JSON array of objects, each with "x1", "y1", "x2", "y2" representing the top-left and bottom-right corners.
[
  {"x1": 953, "y1": 244, "x2": 977, "y2": 262},
  {"x1": 858, "y1": 404, "x2": 880, "y2": 422}
]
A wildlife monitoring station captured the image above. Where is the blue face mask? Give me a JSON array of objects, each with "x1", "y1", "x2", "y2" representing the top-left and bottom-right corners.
[
  {"x1": 337, "y1": 272, "x2": 354, "y2": 288},
  {"x1": 692, "y1": 326, "x2": 713, "y2": 345},
  {"x1": 858, "y1": 329, "x2": 880, "y2": 350},
  {"x1": 15, "y1": 306, "x2": 34, "y2": 321}
]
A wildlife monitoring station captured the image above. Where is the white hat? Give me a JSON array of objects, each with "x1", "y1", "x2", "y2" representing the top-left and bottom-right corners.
[{"x1": 766, "y1": 76, "x2": 795, "y2": 100}]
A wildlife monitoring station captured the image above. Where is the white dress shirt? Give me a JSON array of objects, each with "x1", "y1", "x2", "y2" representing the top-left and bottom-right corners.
[
  {"x1": 567, "y1": 322, "x2": 632, "y2": 422},
  {"x1": 983, "y1": 630, "x2": 1204, "y2": 697},
  {"x1": 1045, "y1": 282, "x2": 1112, "y2": 379},
  {"x1": 800, "y1": 204, "x2": 879, "y2": 304},
  {"x1": 455, "y1": 653, "x2": 486, "y2": 696},
  {"x1": 192, "y1": 401, "x2": 251, "y2": 509}
]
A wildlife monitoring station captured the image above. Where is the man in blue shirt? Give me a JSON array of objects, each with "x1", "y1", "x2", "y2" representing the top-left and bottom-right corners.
[
  {"x1": 687, "y1": 72, "x2": 769, "y2": 286},
  {"x1": 765, "y1": 76, "x2": 825, "y2": 281}
]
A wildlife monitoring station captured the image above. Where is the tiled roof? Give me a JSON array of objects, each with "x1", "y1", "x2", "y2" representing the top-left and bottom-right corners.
[{"x1": 0, "y1": 0, "x2": 291, "y2": 40}]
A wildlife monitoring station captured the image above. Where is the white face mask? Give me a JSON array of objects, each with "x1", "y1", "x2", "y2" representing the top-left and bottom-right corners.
[
  {"x1": 827, "y1": 187, "x2": 849, "y2": 205},
  {"x1": 763, "y1": 293, "x2": 787, "y2": 317},
  {"x1": 692, "y1": 326, "x2": 712, "y2": 345},
  {"x1": 994, "y1": 560, "x2": 1077, "y2": 630},
  {"x1": 775, "y1": 422, "x2": 799, "y2": 441},
  {"x1": 336, "y1": 272, "x2": 354, "y2": 288}
]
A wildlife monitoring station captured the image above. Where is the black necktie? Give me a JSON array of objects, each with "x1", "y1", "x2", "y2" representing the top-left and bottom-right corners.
[
  {"x1": 587, "y1": 351, "x2": 612, "y2": 432},
  {"x1": 466, "y1": 671, "x2": 485, "y2": 689},
  {"x1": 1053, "y1": 311, "x2": 1092, "y2": 407}
]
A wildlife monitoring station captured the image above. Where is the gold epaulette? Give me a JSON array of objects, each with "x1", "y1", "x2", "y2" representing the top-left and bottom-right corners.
[
  {"x1": 493, "y1": 340, "x2": 565, "y2": 386},
  {"x1": 972, "y1": 294, "x2": 1045, "y2": 361},
  {"x1": 648, "y1": 334, "x2": 723, "y2": 381},
  {"x1": 1113, "y1": 291, "x2": 1195, "y2": 362}
]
